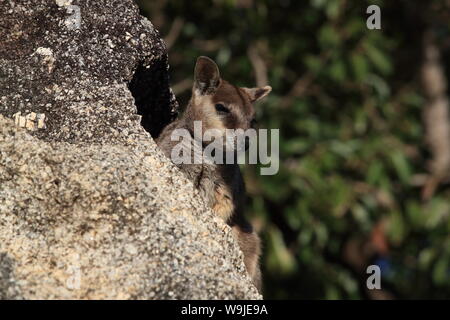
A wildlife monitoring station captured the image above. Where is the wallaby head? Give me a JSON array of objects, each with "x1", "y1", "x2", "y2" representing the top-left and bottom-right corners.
[{"x1": 185, "y1": 56, "x2": 271, "y2": 151}]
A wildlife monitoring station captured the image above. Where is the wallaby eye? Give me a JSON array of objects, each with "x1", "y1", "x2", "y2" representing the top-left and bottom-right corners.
[{"x1": 215, "y1": 103, "x2": 229, "y2": 114}]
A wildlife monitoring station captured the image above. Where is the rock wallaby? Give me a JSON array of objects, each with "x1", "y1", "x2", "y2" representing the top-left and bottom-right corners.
[{"x1": 156, "y1": 56, "x2": 271, "y2": 291}]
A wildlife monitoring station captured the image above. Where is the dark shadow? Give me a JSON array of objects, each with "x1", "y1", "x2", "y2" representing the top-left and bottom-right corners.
[{"x1": 128, "y1": 55, "x2": 178, "y2": 138}]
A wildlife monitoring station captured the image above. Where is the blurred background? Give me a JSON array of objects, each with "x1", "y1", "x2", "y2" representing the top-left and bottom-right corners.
[{"x1": 136, "y1": 0, "x2": 450, "y2": 299}]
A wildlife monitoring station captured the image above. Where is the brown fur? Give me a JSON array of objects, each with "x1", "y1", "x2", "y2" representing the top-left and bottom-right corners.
[
  {"x1": 212, "y1": 184, "x2": 234, "y2": 222},
  {"x1": 156, "y1": 56, "x2": 271, "y2": 292}
]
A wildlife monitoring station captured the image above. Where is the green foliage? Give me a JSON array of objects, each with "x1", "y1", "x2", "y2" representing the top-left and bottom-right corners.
[{"x1": 137, "y1": 0, "x2": 450, "y2": 299}]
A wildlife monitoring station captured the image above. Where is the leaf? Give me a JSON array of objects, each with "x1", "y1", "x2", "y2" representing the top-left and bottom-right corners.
[
  {"x1": 325, "y1": 0, "x2": 340, "y2": 19},
  {"x1": 329, "y1": 60, "x2": 347, "y2": 82},
  {"x1": 432, "y1": 258, "x2": 449, "y2": 285},
  {"x1": 406, "y1": 200, "x2": 425, "y2": 229},
  {"x1": 424, "y1": 199, "x2": 450, "y2": 229},
  {"x1": 364, "y1": 74, "x2": 390, "y2": 100},
  {"x1": 386, "y1": 211, "x2": 407, "y2": 245},
  {"x1": 351, "y1": 204, "x2": 371, "y2": 229},
  {"x1": 418, "y1": 248, "x2": 436, "y2": 270},
  {"x1": 318, "y1": 25, "x2": 340, "y2": 49},
  {"x1": 364, "y1": 42, "x2": 392, "y2": 75},
  {"x1": 390, "y1": 151, "x2": 412, "y2": 184},
  {"x1": 350, "y1": 53, "x2": 369, "y2": 80},
  {"x1": 367, "y1": 161, "x2": 384, "y2": 185},
  {"x1": 304, "y1": 54, "x2": 322, "y2": 74}
]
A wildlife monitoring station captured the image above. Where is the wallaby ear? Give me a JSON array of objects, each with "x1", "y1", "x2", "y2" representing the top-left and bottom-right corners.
[
  {"x1": 243, "y1": 86, "x2": 272, "y2": 103},
  {"x1": 194, "y1": 56, "x2": 221, "y2": 95}
]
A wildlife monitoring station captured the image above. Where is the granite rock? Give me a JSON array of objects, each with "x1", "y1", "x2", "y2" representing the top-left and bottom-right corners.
[{"x1": 0, "y1": 0, "x2": 261, "y2": 300}]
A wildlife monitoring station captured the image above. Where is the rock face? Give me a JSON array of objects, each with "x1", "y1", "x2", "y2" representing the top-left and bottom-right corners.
[
  {"x1": 0, "y1": 0, "x2": 261, "y2": 299},
  {"x1": 0, "y1": 0, "x2": 177, "y2": 142}
]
